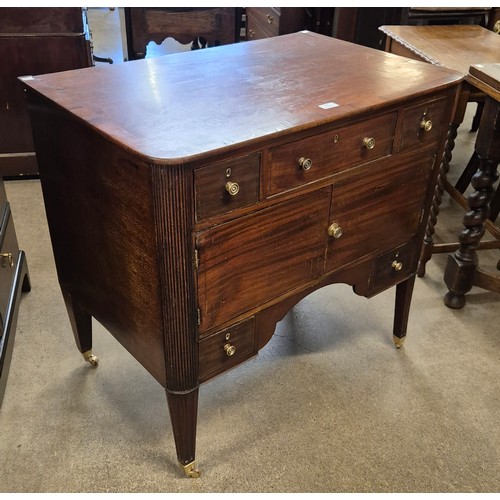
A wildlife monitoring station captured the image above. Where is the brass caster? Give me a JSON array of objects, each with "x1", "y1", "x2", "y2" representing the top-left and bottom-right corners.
[
  {"x1": 180, "y1": 461, "x2": 201, "y2": 478},
  {"x1": 393, "y1": 336, "x2": 406, "y2": 349},
  {"x1": 82, "y1": 350, "x2": 99, "y2": 366}
]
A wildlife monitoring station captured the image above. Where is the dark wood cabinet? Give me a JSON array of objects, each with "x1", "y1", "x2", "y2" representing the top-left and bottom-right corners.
[
  {"x1": 0, "y1": 180, "x2": 30, "y2": 406},
  {"x1": 0, "y1": 7, "x2": 92, "y2": 178},
  {"x1": 246, "y1": 7, "x2": 334, "y2": 40},
  {"x1": 23, "y1": 32, "x2": 461, "y2": 477}
]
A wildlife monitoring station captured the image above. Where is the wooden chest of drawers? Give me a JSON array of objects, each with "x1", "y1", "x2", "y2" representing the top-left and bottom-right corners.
[
  {"x1": 22, "y1": 32, "x2": 462, "y2": 476},
  {"x1": 246, "y1": 7, "x2": 308, "y2": 40},
  {"x1": 0, "y1": 7, "x2": 92, "y2": 177},
  {"x1": 0, "y1": 180, "x2": 30, "y2": 406}
]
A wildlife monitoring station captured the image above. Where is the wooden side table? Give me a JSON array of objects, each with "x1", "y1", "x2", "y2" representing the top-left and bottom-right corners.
[
  {"x1": 380, "y1": 25, "x2": 500, "y2": 307},
  {"x1": 443, "y1": 63, "x2": 500, "y2": 307}
]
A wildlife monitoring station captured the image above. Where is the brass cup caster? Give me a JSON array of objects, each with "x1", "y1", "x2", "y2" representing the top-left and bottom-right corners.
[
  {"x1": 180, "y1": 460, "x2": 200, "y2": 478},
  {"x1": 393, "y1": 336, "x2": 405, "y2": 349},
  {"x1": 82, "y1": 350, "x2": 99, "y2": 366}
]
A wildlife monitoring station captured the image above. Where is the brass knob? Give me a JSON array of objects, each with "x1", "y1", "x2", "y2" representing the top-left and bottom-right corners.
[
  {"x1": 224, "y1": 343, "x2": 236, "y2": 357},
  {"x1": 362, "y1": 137, "x2": 375, "y2": 149},
  {"x1": 420, "y1": 119, "x2": 432, "y2": 132},
  {"x1": 1, "y1": 252, "x2": 13, "y2": 267},
  {"x1": 494, "y1": 20, "x2": 500, "y2": 34},
  {"x1": 267, "y1": 14, "x2": 274, "y2": 24},
  {"x1": 298, "y1": 157, "x2": 312, "y2": 171},
  {"x1": 249, "y1": 29, "x2": 255, "y2": 38},
  {"x1": 327, "y1": 222, "x2": 343, "y2": 239},
  {"x1": 225, "y1": 181, "x2": 240, "y2": 196},
  {"x1": 392, "y1": 260, "x2": 403, "y2": 271}
]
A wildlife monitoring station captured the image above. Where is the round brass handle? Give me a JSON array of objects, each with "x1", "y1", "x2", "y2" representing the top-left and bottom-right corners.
[
  {"x1": 392, "y1": 260, "x2": 403, "y2": 271},
  {"x1": 494, "y1": 20, "x2": 500, "y2": 34},
  {"x1": 224, "y1": 343, "x2": 236, "y2": 357},
  {"x1": 1, "y1": 252, "x2": 13, "y2": 267},
  {"x1": 225, "y1": 181, "x2": 240, "y2": 196},
  {"x1": 298, "y1": 157, "x2": 312, "y2": 171},
  {"x1": 362, "y1": 137, "x2": 375, "y2": 149},
  {"x1": 267, "y1": 14, "x2": 274, "y2": 24},
  {"x1": 327, "y1": 222, "x2": 343, "y2": 239},
  {"x1": 420, "y1": 119, "x2": 433, "y2": 132}
]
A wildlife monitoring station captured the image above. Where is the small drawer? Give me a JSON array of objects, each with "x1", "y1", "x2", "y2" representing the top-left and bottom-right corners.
[
  {"x1": 369, "y1": 242, "x2": 417, "y2": 292},
  {"x1": 398, "y1": 97, "x2": 449, "y2": 153},
  {"x1": 264, "y1": 112, "x2": 397, "y2": 197},
  {"x1": 247, "y1": 7, "x2": 280, "y2": 37},
  {"x1": 198, "y1": 317, "x2": 256, "y2": 382},
  {"x1": 194, "y1": 153, "x2": 260, "y2": 222}
]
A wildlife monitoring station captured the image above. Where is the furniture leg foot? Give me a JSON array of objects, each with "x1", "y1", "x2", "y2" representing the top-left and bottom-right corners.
[
  {"x1": 180, "y1": 460, "x2": 201, "y2": 478},
  {"x1": 393, "y1": 335, "x2": 406, "y2": 349},
  {"x1": 166, "y1": 388, "x2": 199, "y2": 478},
  {"x1": 82, "y1": 349, "x2": 99, "y2": 366},
  {"x1": 443, "y1": 290, "x2": 466, "y2": 309}
]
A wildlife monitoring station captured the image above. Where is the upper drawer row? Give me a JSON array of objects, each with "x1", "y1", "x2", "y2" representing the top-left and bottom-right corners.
[{"x1": 194, "y1": 96, "x2": 449, "y2": 222}]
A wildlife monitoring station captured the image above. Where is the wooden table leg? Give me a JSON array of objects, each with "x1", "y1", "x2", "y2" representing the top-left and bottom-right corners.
[
  {"x1": 444, "y1": 96, "x2": 500, "y2": 308},
  {"x1": 392, "y1": 274, "x2": 416, "y2": 348},
  {"x1": 62, "y1": 289, "x2": 98, "y2": 366},
  {"x1": 166, "y1": 388, "x2": 200, "y2": 478}
]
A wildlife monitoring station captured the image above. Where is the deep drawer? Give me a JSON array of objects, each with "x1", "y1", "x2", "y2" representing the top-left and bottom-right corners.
[
  {"x1": 196, "y1": 187, "x2": 331, "y2": 332},
  {"x1": 194, "y1": 153, "x2": 260, "y2": 222},
  {"x1": 398, "y1": 97, "x2": 449, "y2": 153},
  {"x1": 264, "y1": 112, "x2": 397, "y2": 197},
  {"x1": 198, "y1": 317, "x2": 256, "y2": 382}
]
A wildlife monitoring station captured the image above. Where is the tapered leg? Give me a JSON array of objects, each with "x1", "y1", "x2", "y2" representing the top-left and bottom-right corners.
[
  {"x1": 392, "y1": 274, "x2": 416, "y2": 348},
  {"x1": 166, "y1": 388, "x2": 200, "y2": 477},
  {"x1": 61, "y1": 289, "x2": 97, "y2": 365}
]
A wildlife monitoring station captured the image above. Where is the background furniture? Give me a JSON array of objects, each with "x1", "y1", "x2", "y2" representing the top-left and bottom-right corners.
[
  {"x1": 0, "y1": 7, "x2": 93, "y2": 178},
  {"x1": 23, "y1": 32, "x2": 460, "y2": 477},
  {"x1": 124, "y1": 7, "x2": 239, "y2": 59},
  {"x1": 245, "y1": 7, "x2": 335, "y2": 40},
  {"x1": 0, "y1": 179, "x2": 30, "y2": 406},
  {"x1": 333, "y1": 7, "x2": 495, "y2": 51},
  {"x1": 444, "y1": 63, "x2": 500, "y2": 307},
  {"x1": 380, "y1": 24, "x2": 500, "y2": 307}
]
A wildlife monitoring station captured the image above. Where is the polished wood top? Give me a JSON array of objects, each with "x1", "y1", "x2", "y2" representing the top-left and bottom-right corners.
[
  {"x1": 468, "y1": 63, "x2": 500, "y2": 101},
  {"x1": 379, "y1": 25, "x2": 500, "y2": 77},
  {"x1": 22, "y1": 31, "x2": 462, "y2": 164}
]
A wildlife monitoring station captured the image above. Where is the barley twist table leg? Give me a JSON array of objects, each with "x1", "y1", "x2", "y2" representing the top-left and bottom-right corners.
[{"x1": 417, "y1": 122, "x2": 458, "y2": 277}]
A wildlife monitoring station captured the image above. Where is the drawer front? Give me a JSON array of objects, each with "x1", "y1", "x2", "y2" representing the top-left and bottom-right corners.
[
  {"x1": 0, "y1": 206, "x2": 19, "y2": 323},
  {"x1": 398, "y1": 97, "x2": 449, "y2": 153},
  {"x1": 369, "y1": 241, "x2": 417, "y2": 292},
  {"x1": 194, "y1": 153, "x2": 260, "y2": 222},
  {"x1": 264, "y1": 112, "x2": 397, "y2": 197},
  {"x1": 196, "y1": 187, "x2": 331, "y2": 332},
  {"x1": 246, "y1": 7, "x2": 280, "y2": 38},
  {"x1": 326, "y1": 152, "x2": 435, "y2": 272},
  {"x1": 198, "y1": 317, "x2": 256, "y2": 381}
]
